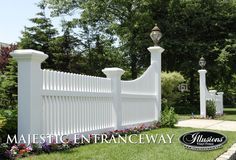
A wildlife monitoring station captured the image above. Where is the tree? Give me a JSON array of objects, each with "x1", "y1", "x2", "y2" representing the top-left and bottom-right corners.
[
  {"x1": 84, "y1": 34, "x2": 126, "y2": 77},
  {"x1": 0, "y1": 45, "x2": 17, "y2": 74},
  {"x1": 19, "y1": 2, "x2": 88, "y2": 73},
  {"x1": 214, "y1": 37, "x2": 236, "y2": 105},
  {"x1": 0, "y1": 45, "x2": 18, "y2": 109},
  {"x1": 228, "y1": 74, "x2": 236, "y2": 105},
  {"x1": 51, "y1": 20, "x2": 83, "y2": 72},
  {"x1": 46, "y1": 0, "x2": 154, "y2": 79},
  {"x1": 150, "y1": 0, "x2": 235, "y2": 104},
  {"x1": 19, "y1": 2, "x2": 58, "y2": 69},
  {"x1": 0, "y1": 58, "x2": 17, "y2": 109},
  {"x1": 44, "y1": 0, "x2": 236, "y2": 105}
]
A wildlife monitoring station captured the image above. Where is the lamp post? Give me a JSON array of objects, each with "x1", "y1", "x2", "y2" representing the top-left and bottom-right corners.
[
  {"x1": 198, "y1": 56, "x2": 207, "y2": 118},
  {"x1": 148, "y1": 24, "x2": 164, "y2": 121},
  {"x1": 199, "y1": 56, "x2": 206, "y2": 69},
  {"x1": 150, "y1": 24, "x2": 162, "y2": 46}
]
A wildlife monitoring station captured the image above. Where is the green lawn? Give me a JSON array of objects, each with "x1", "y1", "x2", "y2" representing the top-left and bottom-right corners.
[
  {"x1": 178, "y1": 114, "x2": 192, "y2": 121},
  {"x1": 23, "y1": 127, "x2": 236, "y2": 160},
  {"x1": 217, "y1": 108, "x2": 236, "y2": 121},
  {"x1": 178, "y1": 108, "x2": 236, "y2": 121}
]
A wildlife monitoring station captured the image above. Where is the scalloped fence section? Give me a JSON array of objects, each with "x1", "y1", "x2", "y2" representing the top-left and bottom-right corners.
[{"x1": 121, "y1": 66, "x2": 157, "y2": 126}]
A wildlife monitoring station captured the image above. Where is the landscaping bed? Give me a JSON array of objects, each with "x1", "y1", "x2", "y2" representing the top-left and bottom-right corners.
[{"x1": 20, "y1": 127, "x2": 236, "y2": 160}]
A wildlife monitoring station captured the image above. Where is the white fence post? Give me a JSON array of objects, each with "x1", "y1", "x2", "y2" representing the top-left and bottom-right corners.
[
  {"x1": 198, "y1": 69, "x2": 207, "y2": 118},
  {"x1": 147, "y1": 46, "x2": 164, "y2": 121},
  {"x1": 102, "y1": 68, "x2": 124, "y2": 130},
  {"x1": 10, "y1": 49, "x2": 48, "y2": 141},
  {"x1": 217, "y1": 92, "x2": 224, "y2": 115}
]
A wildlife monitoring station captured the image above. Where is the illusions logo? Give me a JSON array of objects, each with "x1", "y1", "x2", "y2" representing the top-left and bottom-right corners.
[{"x1": 179, "y1": 131, "x2": 227, "y2": 151}]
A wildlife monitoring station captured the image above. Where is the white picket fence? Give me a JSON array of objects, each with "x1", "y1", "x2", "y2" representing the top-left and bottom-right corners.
[
  {"x1": 42, "y1": 70, "x2": 113, "y2": 135},
  {"x1": 11, "y1": 46, "x2": 164, "y2": 140},
  {"x1": 206, "y1": 90, "x2": 224, "y2": 115},
  {"x1": 198, "y1": 70, "x2": 224, "y2": 117}
]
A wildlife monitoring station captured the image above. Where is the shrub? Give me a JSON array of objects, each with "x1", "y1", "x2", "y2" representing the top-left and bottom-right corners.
[
  {"x1": 31, "y1": 143, "x2": 43, "y2": 154},
  {"x1": 0, "y1": 110, "x2": 17, "y2": 143},
  {"x1": 0, "y1": 143, "x2": 8, "y2": 155},
  {"x1": 0, "y1": 58, "x2": 18, "y2": 109},
  {"x1": 161, "y1": 106, "x2": 178, "y2": 128},
  {"x1": 173, "y1": 105, "x2": 200, "y2": 114},
  {"x1": 206, "y1": 100, "x2": 216, "y2": 118},
  {"x1": 161, "y1": 71, "x2": 185, "y2": 106}
]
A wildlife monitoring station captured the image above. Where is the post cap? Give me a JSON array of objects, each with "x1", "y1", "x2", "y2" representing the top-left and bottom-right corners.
[
  {"x1": 147, "y1": 46, "x2": 164, "y2": 54},
  {"x1": 209, "y1": 90, "x2": 217, "y2": 94},
  {"x1": 10, "y1": 49, "x2": 48, "y2": 62},
  {"x1": 198, "y1": 69, "x2": 207, "y2": 73},
  {"x1": 217, "y1": 92, "x2": 224, "y2": 95},
  {"x1": 102, "y1": 67, "x2": 125, "y2": 78}
]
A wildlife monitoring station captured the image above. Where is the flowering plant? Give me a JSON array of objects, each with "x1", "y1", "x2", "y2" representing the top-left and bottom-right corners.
[{"x1": 0, "y1": 121, "x2": 160, "y2": 159}]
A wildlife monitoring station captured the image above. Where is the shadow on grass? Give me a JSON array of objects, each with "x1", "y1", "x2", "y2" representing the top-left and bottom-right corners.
[{"x1": 223, "y1": 108, "x2": 236, "y2": 115}]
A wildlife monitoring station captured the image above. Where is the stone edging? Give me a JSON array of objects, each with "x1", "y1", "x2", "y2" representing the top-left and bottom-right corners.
[{"x1": 216, "y1": 143, "x2": 236, "y2": 160}]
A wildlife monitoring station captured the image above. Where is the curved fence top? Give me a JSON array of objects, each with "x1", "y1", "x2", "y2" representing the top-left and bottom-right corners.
[{"x1": 121, "y1": 66, "x2": 155, "y2": 94}]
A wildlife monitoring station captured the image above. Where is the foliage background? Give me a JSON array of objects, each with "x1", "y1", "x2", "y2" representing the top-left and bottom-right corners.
[{"x1": 0, "y1": 0, "x2": 235, "y2": 111}]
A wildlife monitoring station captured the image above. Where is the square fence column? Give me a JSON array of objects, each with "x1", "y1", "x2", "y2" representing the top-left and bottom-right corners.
[
  {"x1": 198, "y1": 69, "x2": 207, "y2": 118},
  {"x1": 10, "y1": 49, "x2": 48, "y2": 143},
  {"x1": 102, "y1": 68, "x2": 124, "y2": 130},
  {"x1": 148, "y1": 46, "x2": 164, "y2": 121}
]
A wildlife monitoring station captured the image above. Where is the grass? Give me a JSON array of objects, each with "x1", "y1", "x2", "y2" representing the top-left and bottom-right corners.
[
  {"x1": 178, "y1": 114, "x2": 192, "y2": 121},
  {"x1": 217, "y1": 108, "x2": 236, "y2": 121},
  {"x1": 178, "y1": 108, "x2": 236, "y2": 121},
  {"x1": 23, "y1": 127, "x2": 236, "y2": 160}
]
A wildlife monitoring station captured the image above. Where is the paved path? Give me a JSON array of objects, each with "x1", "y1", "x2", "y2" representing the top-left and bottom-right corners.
[{"x1": 176, "y1": 119, "x2": 236, "y2": 131}]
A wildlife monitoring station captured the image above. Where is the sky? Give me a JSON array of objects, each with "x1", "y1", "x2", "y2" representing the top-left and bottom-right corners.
[{"x1": 0, "y1": 0, "x2": 61, "y2": 44}]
